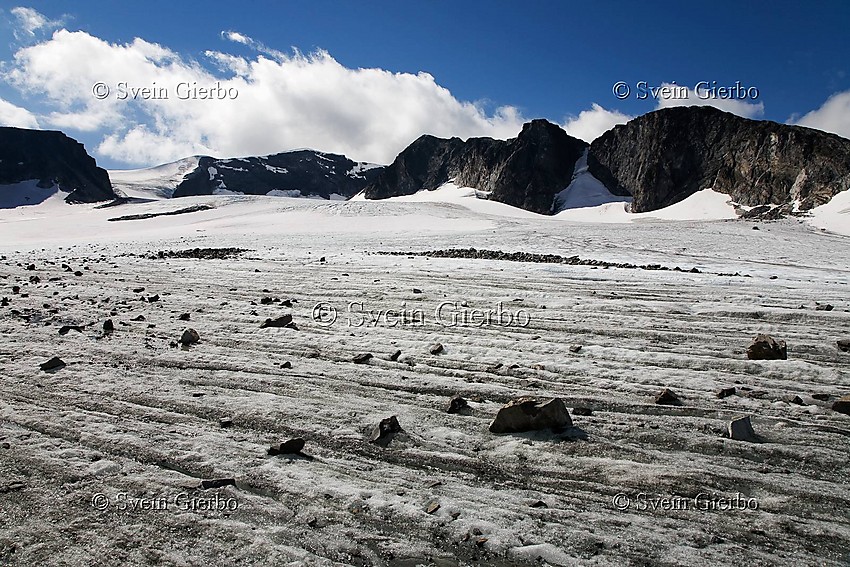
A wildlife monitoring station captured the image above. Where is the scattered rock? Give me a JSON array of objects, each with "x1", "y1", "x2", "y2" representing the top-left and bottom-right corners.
[
  {"x1": 746, "y1": 334, "x2": 787, "y2": 360},
  {"x1": 353, "y1": 353, "x2": 373, "y2": 364},
  {"x1": 837, "y1": 339, "x2": 850, "y2": 352},
  {"x1": 131, "y1": 315, "x2": 146, "y2": 321},
  {"x1": 370, "y1": 416, "x2": 403, "y2": 447},
  {"x1": 425, "y1": 502, "x2": 440, "y2": 514},
  {"x1": 147, "y1": 294, "x2": 160, "y2": 303},
  {"x1": 26, "y1": 264, "x2": 35, "y2": 271},
  {"x1": 11, "y1": 285, "x2": 20, "y2": 294},
  {"x1": 812, "y1": 393, "x2": 831, "y2": 401},
  {"x1": 260, "y1": 314, "x2": 296, "y2": 329},
  {"x1": 569, "y1": 345, "x2": 582, "y2": 353},
  {"x1": 832, "y1": 396, "x2": 850, "y2": 416},
  {"x1": 728, "y1": 416, "x2": 759, "y2": 442},
  {"x1": 815, "y1": 303, "x2": 834, "y2": 311},
  {"x1": 389, "y1": 349, "x2": 402, "y2": 361},
  {"x1": 219, "y1": 417, "x2": 233, "y2": 428},
  {"x1": 413, "y1": 288, "x2": 423, "y2": 294},
  {"x1": 0, "y1": 297, "x2": 8, "y2": 307},
  {"x1": 571, "y1": 407, "x2": 593, "y2": 416},
  {"x1": 268, "y1": 438, "x2": 306, "y2": 455},
  {"x1": 783, "y1": 395, "x2": 804, "y2": 405},
  {"x1": 655, "y1": 388, "x2": 680, "y2": 405},
  {"x1": 446, "y1": 396, "x2": 470, "y2": 414},
  {"x1": 102, "y1": 319, "x2": 114, "y2": 333},
  {"x1": 200, "y1": 478, "x2": 236, "y2": 489},
  {"x1": 489, "y1": 397, "x2": 572, "y2": 434},
  {"x1": 133, "y1": 287, "x2": 145, "y2": 293},
  {"x1": 178, "y1": 313, "x2": 191, "y2": 321},
  {"x1": 717, "y1": 387, "x2": 736, "y2": 399},
  {"x1": 280, "y1": 361, "x2": 292, "y2": 369},
  {"x1": 429, "y1": 342, "x2": 444, "y2": 355},
  {"x1": 529, "y1": 500, "x2": 548, "y2": 508},
  {"x1": 74, "y1": 271, "x2": 83, "y2": 277},
  {"x1": 28, "y1": 275, "x2": 40, "y2": 284},
  {"x1": 39, "y1": 356, "x2": 66, "y2": 371},
  {"x1": 58, "y1": 325, "x2": 83, "y2": 335},
  {"x1": 179, "y1": 328, "x2": 200, "y2": 346}
]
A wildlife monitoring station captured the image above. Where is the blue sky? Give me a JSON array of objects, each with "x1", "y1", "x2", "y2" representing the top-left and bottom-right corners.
[{"x1": 1, "y1": 1, "x2": 849, "y2": 168}]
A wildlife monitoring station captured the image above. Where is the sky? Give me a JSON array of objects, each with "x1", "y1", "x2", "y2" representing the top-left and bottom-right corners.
[{"x1": 0, "y1": 0, "x2": 848, "y2": 169}]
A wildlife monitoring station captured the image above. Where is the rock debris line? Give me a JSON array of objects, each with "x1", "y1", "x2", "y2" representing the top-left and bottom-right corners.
[
  {"x1": 137, "y1": 247, "x2": 250, "y2": 260},
  {"x1": 107, "y1": 204, "x2": 215, "y2": 222},
  {"x1": 379, "y1": 248, "x2": 723, "y2": 275}
]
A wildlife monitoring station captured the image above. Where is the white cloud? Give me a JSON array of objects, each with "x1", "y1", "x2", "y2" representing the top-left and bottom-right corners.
[
  {"x1": 3, "y1": 29, "x2": 526, "y2": 166},
  {"x1": 792, "y1": 90, "x2": 850, "y2": 140},
  {"x1": 10, "y1": 6, "x2": 64, "y2": 39},
  {"x1": 0, "y1": 97, "x2": 39, "y2": 128},
  {"x1": 654, "y1": 82, "x2": 764, "y2": 119},
  {"x1": 562, "y1": 103, "x2": 633, "y2": 142}
]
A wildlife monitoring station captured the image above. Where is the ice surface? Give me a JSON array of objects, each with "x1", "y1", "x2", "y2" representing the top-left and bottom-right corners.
[{"x1": 0, "y1": 192, "x2": 848, "y2": 565}]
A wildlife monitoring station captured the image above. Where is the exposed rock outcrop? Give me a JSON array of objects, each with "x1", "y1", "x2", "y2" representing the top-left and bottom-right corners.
[
  {"x1": 0, "y1": 127, "x2": 116, "y2": 204},
  {"x1": 588, "y1": 106, "x2": 850, "y2": 212},
  {"x1": 363, "y1": 120, "x2": 588, "y2": 214},
  {"x1": 172, "y1": 151, "x2": 383, "y2": 199}
]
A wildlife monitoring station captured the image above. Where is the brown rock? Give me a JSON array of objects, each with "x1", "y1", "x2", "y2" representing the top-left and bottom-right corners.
[{"x1": 746, "y1": 334, "x2": 787, "y2": 360}]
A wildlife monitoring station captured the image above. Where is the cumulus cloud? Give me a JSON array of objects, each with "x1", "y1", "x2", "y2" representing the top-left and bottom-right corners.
[
  {"x1": 792, "y1": 90, "x2": 850, "y2": 140},
  {"x1": 10, "y1": 6, "x2": 65, "y2": 39},
  {"x1": 654, "y1": 82, "x2": 764, "y2": 118},
  {"x1": 562, "y1": 103, "x2": 632, "y2": 142},
  {"x1": 0, "y1": 97, "x2": 39, "y2": 128},
  {"x1": 2, "y1": 27, "x2": 527, "y2": 166}
]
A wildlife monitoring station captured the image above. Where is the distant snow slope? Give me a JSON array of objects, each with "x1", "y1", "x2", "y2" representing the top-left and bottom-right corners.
[
  {"x1": 0, "y1": 180, "x2": 62, "y2": 208},
  {"x1": 108, "y1": 156, "x2": 202, "y2": 199},
  {"x1": 552, "y1": 149, "x2": 632, "y2": 212}
]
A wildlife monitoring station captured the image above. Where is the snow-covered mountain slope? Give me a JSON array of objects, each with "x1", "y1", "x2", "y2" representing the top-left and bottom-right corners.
[
  {"x1": 553, "y1": 149, "x2": 632, "y2": 212},
  {"x1": 109, "y1": 156, "x2": 202, "y2": 200},
  {"x1": 0, "y1": 194, "x2": 848, "y2": 566}
]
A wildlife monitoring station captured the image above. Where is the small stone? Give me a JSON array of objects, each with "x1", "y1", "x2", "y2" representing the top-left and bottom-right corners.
[
  {"x1": 728, "y1": 416, "x2": 759, "y2": 442},
  {"x1": 58, "y1": 325, "x2": 83, "y2": 335},
  {"x1": 39, "y1": 356, "x2": 66, "y2": 371},
  {"x1": 389, "y1": 349, "x2": 402, "y2": 361},
  {"x1": 717, "y1": 387, "x2": 736, "y2": 399},
  {"x1": 429, "y1": 342, "x2": 444, "y2": 355},
  {"x1": 133, "y1": 287, "x2": 145, "y2": 293},
  {"x1": 569, "y1": 344, "x2": 582, "y2": 353},
  {"x1": 179, "y1": 328, "x2": 200, "y2": 346},
  {"x1": 529, "y1": 500, "x2": 548, "y2": 508},
  {"x1": 655, "y1": 388, "x2": 680, "y2": 405},
  {"x1": 131, "y1": 315, "x2": 146, "y2": 321},
  {"x1": 571, "y1": 407, "x2": 593, "y2": 416},
  {"x1": 219, "y1": 417, "x2": 233, "y2": 428},
  {"x1": 147, "y1": 294, "x2": 160, "y2": 302},
  {"x1": 353, "y1": 353, "x2": 373, "y2": 364},
  {"x1": 446, "y1": 396, "x2": 470, "y2": 414},
  {"x1": 837, "y1": 339, "x2": 850, "y2": 352},
  {"x1": 783, "y1": 395, "x2": 804, "y2": 405},
  {"x1": 812, "y1": 393, "x2": 831, "y2": 401},
  {"x1": 370, "y1": 416, "x2": 402, "y2": 447},
  {"x1": 815, "y1": 303, "x2": 834, "y2": 311},
  {"x1": 260, "y1": 314, "x2": 295, "y2": 329},
  {"x1": 426, "y1": 502, "x2": 440, "y2": 514},
  {"x1": 74, "y1": 271, "x2": 83, "y2": 277},
  {"x1": 178, "y1": 313, "x2": 190, "y2": 321},
  {"x1": 832, "y1": 396, "x2": 850, "y2": 415},
  {"x1": 0, "y1": 297, "x2": 8, "y2": 307},
  {"x1": 200, "y1": 478, "x2": 236, "y2": 489},
  {"x1": 103, "y1": 319, "x2": 114, "y2": 333},
  {"x1": 275, "y1": 438, "x2": 306, "y2": 454},
  {"x1": 746, "y1": 334, "x2": 787, "y2": 360},
  {"x1": 280, "y1": 361, "x2": 292, "y2": 369}
]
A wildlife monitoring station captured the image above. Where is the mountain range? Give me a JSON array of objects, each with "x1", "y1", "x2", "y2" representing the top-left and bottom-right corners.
[{"x1": 2, "y1": 106, "x2": 849, "y2": 216}]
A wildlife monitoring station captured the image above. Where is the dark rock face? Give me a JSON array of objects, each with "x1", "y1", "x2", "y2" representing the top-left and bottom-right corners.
[
  {"x1": 364, "y1": 120, "x2": 588, "y2": 214},
  {"x1": 488, "y1": 397, "x2": 572, "y2": 434},
  {"x1": 588, "y1": 106, "x2": 850, "y2": 212},
  {"x1": 0, "y1": 127, "x2": 116, "y2": 204},
  {"x1": 172, "y1": 151, "x2": 383, "y2": 199}
]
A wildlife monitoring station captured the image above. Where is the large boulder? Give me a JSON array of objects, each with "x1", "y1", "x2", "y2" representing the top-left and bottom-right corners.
[
  {"x1": 746, "y1": 334, "x2": 787, "y2": 360},
  {"x1": 489, "y1": 397, "x2": 572, "y2": 434}
]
